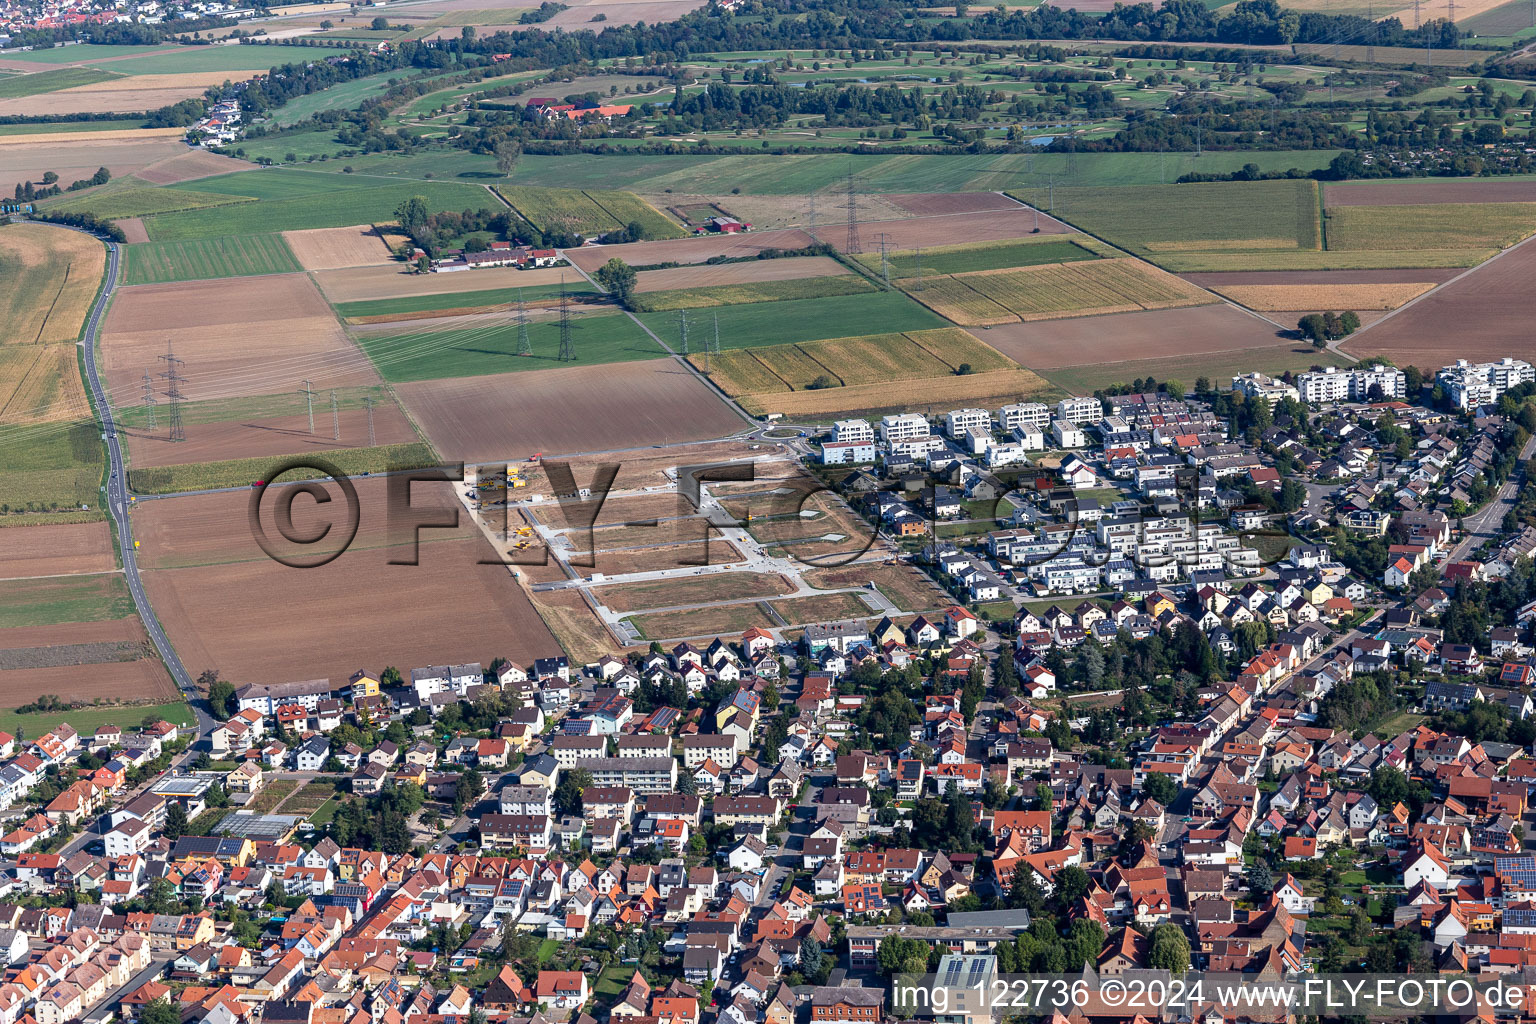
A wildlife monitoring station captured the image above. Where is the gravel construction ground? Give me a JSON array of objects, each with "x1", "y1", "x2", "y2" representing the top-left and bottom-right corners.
[
  {"x1": 283, "y1": 224, "x2": 398, "y2": 270},
  {"x1": 102, "y1": 273, "x2": 379, "y2": 401},
  {"x1": 514, "y1": 439, "x2": 770, "y2": 493},
  {"x1": 122, "y1": 401, "x2": 419, "y2": 468},
  {"x1": 1324, "y1": 180, "x2": 1536, "y2": 206},
  {"x1": 983, "y1": 302, "x2": 1288, "y2": 370},
  {"x1": 313, "y1": 264, "x2": 575, "y2": 303},
  {"x1": 0, "y1": 522, "x2": 116, "y2": 579},
  {"x1": 0, "y1": 136, "x2": 184, "y2": 210},
  {"x1": 633, "y1": 256, "x2": 847, "y2": 293},
  {"x1": 132, "y1": 478, "x2": 561, "y2": 682},
  {"x1": 396, "y1": 360, "x2": 744, "y2": 462},
  {"x1": 1340, "y1": 237, "x2": 1536, "y2": 365}
]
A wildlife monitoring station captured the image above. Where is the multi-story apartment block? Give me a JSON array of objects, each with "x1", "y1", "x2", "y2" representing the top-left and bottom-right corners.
[
  {"x1": 831, "y1": 418, "x2": 874, "y2": 444},
  {"x1": 943, "y1": 408, "x2": 990, "y2": 439},
  {"x1": 1438, "y1": 358, "x2": 1535, "y2": 409},
  {"x1": 878, "y1": 413, "x2": 930, "y2": 443},
  {"x1": 998, "y1": 402, "x2": 1052, "y2": 431},
  {"x1": 1055, "y1": 396, "x2": 1102, "y2": 425},
  {"x1": 1297, "y1": 365, "x2": 1407, "y2": 404}
]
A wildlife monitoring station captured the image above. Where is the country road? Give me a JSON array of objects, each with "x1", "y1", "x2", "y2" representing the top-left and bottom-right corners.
[{"x1": 72, "y1": 232, "x2": 214, "y2": 742}]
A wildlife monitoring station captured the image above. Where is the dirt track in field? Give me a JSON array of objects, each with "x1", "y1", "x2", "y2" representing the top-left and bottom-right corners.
[
  {"x1": 131, "y1": 478, "x2": 561, "y2": 683},
  {"x1": 396, "y1": 359, "x2": 744, "y2": 461},
  {"x1": 122, "y1": 402, "x2": 420, "y2": 468},
  {"x1": 983, "y1": 302, "x2": 1287, "y2": 370},
  {"x1": 1324, "y1": 180, "x2": 1536, "y2": 206},
  {"x1": 0, "y1": 522, "x2": 117, "y2": 579},
  {"x1": 1340, "y1": 235, "x2": 1536, "y2": 365}
]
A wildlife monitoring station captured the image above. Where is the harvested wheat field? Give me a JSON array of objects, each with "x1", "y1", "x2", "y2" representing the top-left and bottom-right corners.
[
  {"x1": 313, "y1": 263, "x2": 574, "y2": 304},
  {"x1": 1210, "y1": 282, "x2": 1436, "y2": 312},
  {"x1": 739, "y1": 368, "x2": 1058, "y2": 420},
  {"x1": 132, "y1": 478, "x2": 561, "y2": 682},
  {"x1": 1341, "y1": 236, "x2": 1536, "y2": 365},
  {"x1": 568, "y1": 228, "x2": 816, "y2": 273},
  {"x1": 0, "y1": 127, "x2": 184, "y2": 146},
  {"x1": 983, "y1": 303, "x2": 1286, "y2": 371},
  {"x1": 634, "y1": 256, "x2": 848, "y2": 293},
  {"x1": 397, "y1": 359, "x2": 743, "y2": 462},
  {"x1": 283, "y1": 224, "x2": 398, "y2": 271},
  {"x1": 0, "y1": 221, "x2": 106, "y2": 346},
  {"x1": 0, "y1": 521, "x2": 116, "y2": 579},
  {"x1": 101, "y1": 274, "x2": 379, "y2": 401},
  {"x1": 904, "y1": 258, "x2": 1214, "y2": 326},
  {"x1": 0, "y1": 136, "x2": 184, "y2": 197},
  {"x1": 885, "y1": 192, "x2": 1024, "y2": 217},
  {"x1": 0, "y1": 344, "x2": 93, "y2": 424},
  {"x1": 1, "y1": 85, "x2": 212, "y2": 116},
  {"x1": 135, "y1": 149, "x2": 255, "y2": 185}
]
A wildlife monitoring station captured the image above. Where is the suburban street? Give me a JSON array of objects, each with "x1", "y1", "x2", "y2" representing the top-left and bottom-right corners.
[{"x1": 1445, "y1": 432, "x2": 1536, "y2": 563}]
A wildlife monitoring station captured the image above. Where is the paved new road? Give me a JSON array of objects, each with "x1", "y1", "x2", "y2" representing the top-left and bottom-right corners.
[{"x1": 73, "y1": 234, "x2": 214, "y2": 741}]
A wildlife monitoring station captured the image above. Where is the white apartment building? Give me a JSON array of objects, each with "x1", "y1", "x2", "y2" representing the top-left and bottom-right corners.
[
  {"x1": 998, "y1": 402, "x2": 1052, "y2": 431},
  {"x1": 1297, "y1": 365, "x2": 1406, "y2": 404},
  {"x1": 1056, "y1": 396, "x2": 1102, "y2": 425},
  {"x1": 1052, "y1": 420, "x2": 1086, "y2": 449},
  {"x1": 879, "y1": 412, "x2": 931, "y2": 443},
  {"x1": 943, "y1": 408, "x2": 991, "y2": 439},
  {"x1": 984, "y1": 443, "x2": 1033, "y2": 469},
  {"x1": 1437, "y1": 358, "x2": 1535, "y2": 409},
  {"x1": 821, "y1": 441, "x2": 875, "y2": 465},
  {"x1": 889, "y1": 435, "x2": 946, "y2": 459},
  {"x1": 831, "y1": 419, "x2": 874, "y2": 444},
  {"x1": 1231, "y1": 372, "x2": 1299, "y2": 405}
]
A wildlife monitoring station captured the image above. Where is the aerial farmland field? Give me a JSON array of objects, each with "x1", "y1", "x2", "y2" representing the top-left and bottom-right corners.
[
  {"x1": 121, "y1": 234, "x2": 301, "y2": 285},
  {"x1": 636, "y1": 290, "x2": 946, "y2": 350}
]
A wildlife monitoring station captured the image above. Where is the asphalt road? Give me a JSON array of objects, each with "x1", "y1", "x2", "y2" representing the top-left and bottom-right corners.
[
  {"x1": 1445, "y1": 433, "x2": 1536, "y2": 563},
  {"x1": 73, "y1": 234, "x2": 214, "y2": 741}
]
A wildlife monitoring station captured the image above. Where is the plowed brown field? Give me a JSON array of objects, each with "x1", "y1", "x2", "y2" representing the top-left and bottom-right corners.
[
  {"x1": 983, "y1": 303, "x2": 1286, "y2": 370},
  {"x1": 0, "y1": 522, "x2": 116, "y2": 579}
]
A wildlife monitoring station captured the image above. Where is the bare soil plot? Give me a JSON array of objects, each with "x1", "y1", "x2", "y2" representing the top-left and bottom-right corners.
[
  {"x1": 1209, "y1": 282, "x2": 1435, "y2": 312},
  {"x1": 528, "y1": 588, "x2": 617, "y2": 662},
  {"x1": 102, "y1": 274, "x2": 379, "y2": 401},
  {"x1": 770, "y1": 592, "x2": 876, "y2": 624},
  {"x1": 396, "y1": 360, "x2": 743, "y2": 462},
  {"x1": 135, "y1": 149, "x2": 256, "y2": 185},
  {"x1": 532, "y1": 491, "x2": 695, "y2": 530},
  {"x1": 1324, "y1": 180, "x2": 1536, "y2": 206},
  {"x1": 541, "y1": 0, "x2": 707, "y2": 28},
  {"x1": 0, "y1": 521, "x2": 116, "y2": 579},
  {"x1": 0, "y1": 656, "x2": 175, "y2": 705},
  {"x1": 645, "y1": 192, "x2": 906, "y2": 231},
  {"x1": 313, "y1": 263, "x2": 573, "y2": 303},
  {"x1": 567, "y1": 228, "x2": 817, "y2": 273},
  {"x1": 852, "y1": 208, "x2": 1071, "y2": 250},
  {"x1": 515, "y1": 439, "x2": 771, "y2": 494},
  {"x1": 1340, "y1": 237, "x2": 1536, "y2": 366},
  {"x1": 981, "y1": 302, "x2": 1287, "y2": 371},
  {"x1": 586, "y1": 517, "x2": 713, "y2": 550},
  {"x1": 628, "y1": 602, "x2": 774, "y2": 641},
  {"x1": 585, "y1": 540, "x2": 744, "y2": 575},
  {"x1": 132, "y1": 478, "x2": 561, "y2": 682},
  {"x1": 634, "y1": 257, "x2": 847, "y2": 293},
  {"x1": 1181, "y1": 268, "x2": 1462, "y2": 287},
  {"x1": 592, "y1": 571, "x2": 791, "y2": 612},
  {"x1": 283, "y1": 224, "x2": 397, "y2": 271},
  {"x1": 123, "y1": 401, "x2": 419, "y2": 469},
  {"x1": 803, "y1": 561, "x2": 949, "y2": 614},
  {"x1": 885, "y1": 192, "x2": 1025, "y2": 217},
  {"x1": 0, "y1": 136, "x2": 180, "y2": 199},
  {"x1": 118, "y1": 217, "x2": 150, "y2": 244}
]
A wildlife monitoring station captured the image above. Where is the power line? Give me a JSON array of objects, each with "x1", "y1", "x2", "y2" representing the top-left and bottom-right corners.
[
  {"x1": 158, "y1": 342, "x2": 185, "y2": 443},
  {"x1": 844, "y1": 170, "x2": 861, "y2": 254},
  {"x1": 363, "y1": 396, "x2": 375, "y2": 447},
  {"x1": 711, "y1": 312, "x2": 721, "y2": 355},
  {"x1": 557, "y1": 278, "x2": 575, "y2": 363},
  {"x1": 330, "y1": 389, "x2": 340, "y2": 442},
  {"x1": 300, "y1": 378, "x2": 315, "y2": 434},
  {"x1": 677, "y1": 308, "x2": 690, "y2": 356},
  {"x1": 807, "y1": 190, "x2": 818, "y2": 242},
  {"x1": 515, "y1": 289, "x2": 531, "y2": 356},
  {"x1": 913, "y1": 246, "x2": 925, "y2": 292},
  {"x1": 140, "y1": 371, "x2": 156, "y2": 432},
  {"x1": 875, "y1": 232, "x2": 891, "y2": 288}
]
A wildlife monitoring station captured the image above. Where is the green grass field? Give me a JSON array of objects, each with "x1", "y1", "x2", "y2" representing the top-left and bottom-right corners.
[
  {"x1": 494, "y1": 185, "x2": 683, "y2": 239},
  {"x1": 268, "y1": 69, "x2": 407, "y2": 127},
  {"x1": 127, "y1": 441, "x2": 437, "y2": 494},
  {"x1": 82, "y1": 45, "x2": 294, "y2": 76},
  {"x1": 1007, "y1": 180, "x2": 1322, "y2": 264},
  {"x1": 0, "y1": 118, "x2": 146, "y2": 135},
  {"x1": 637, "y1": 290, "x2": 946, "y2": 351},
  {"x1": 856, "y1": 237, "x2": 1102, "y2": 278},
  {"x1": 0, "y1": 422, "x2": 104, "y2": 514},
  {"x1": 0, "y1": 44, "x2": 164, "y2": 64},
  {"x1": 121, "y1": 235, "x2": 301, "y2": 285},
  {"x1": 631, "y1": 274, "x2": 876, "y2": 313},
  {"x1": 143, "y1": 170, "x2": 491, "y2": 241},
  {"x1": 114, "y1": 386, "x2": 391, "y2": 430},
  {"x1": 334, "y1": 282, "x2": 597, "y2": 320},
  {"x1": 0, "y1": 66, "x2": 120, "y2": 98},
  {"x1": 48, "y1": 185, "x2": 256, "y2": 219},
  {"x1": 0, "y1": 700, "x2": 193, "y2": 739},
  {"x1": 0, "y1": 576, "x2": 132, "y2": 630},
  {"x1": 355, "y1": 311, "x2": 665, "y2": 381}
]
